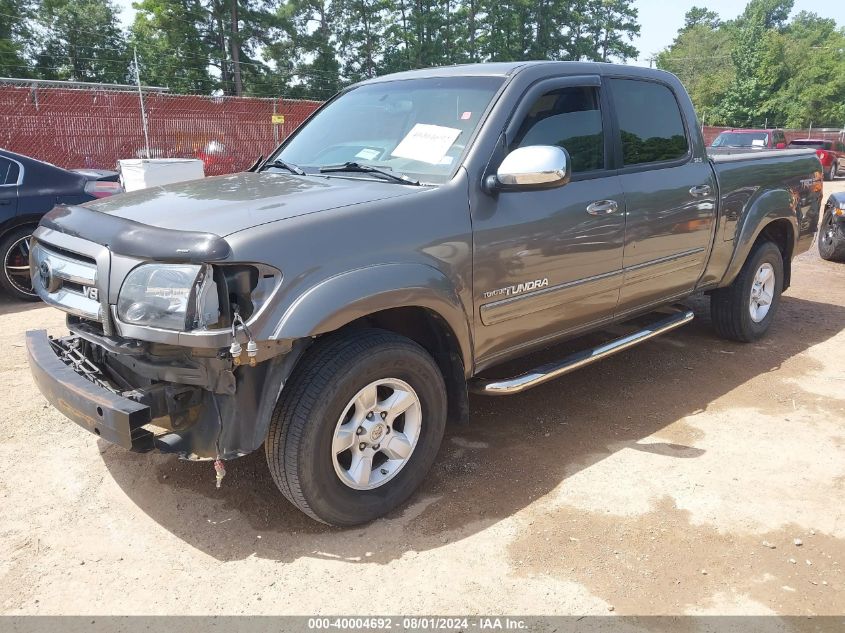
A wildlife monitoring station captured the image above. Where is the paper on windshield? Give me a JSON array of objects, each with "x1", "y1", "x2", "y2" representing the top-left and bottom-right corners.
[
  {"x1": 391, "y1": 124, "x2": 462, "y2": 164},
  {"x1": 355, "y1": 148, "x2": 381, "y2": 160},
  {"x1": 751, "y1": 139, "x2": 766, "y2": 147}
]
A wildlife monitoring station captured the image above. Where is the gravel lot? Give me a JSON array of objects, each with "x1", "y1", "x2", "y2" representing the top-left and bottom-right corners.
[{"x1": 1, "y1": 181, "x2": 844, "y2": 616}]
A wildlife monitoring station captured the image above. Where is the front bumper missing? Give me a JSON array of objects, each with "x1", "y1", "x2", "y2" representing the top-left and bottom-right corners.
[{"x1": 26, "y1": 330, "x2": 155, "y2": 451}]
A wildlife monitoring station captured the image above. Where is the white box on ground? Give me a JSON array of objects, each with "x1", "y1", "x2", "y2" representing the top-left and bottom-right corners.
[{"x1": 118, "y1": 158, "x2": 205, "y2": 192}]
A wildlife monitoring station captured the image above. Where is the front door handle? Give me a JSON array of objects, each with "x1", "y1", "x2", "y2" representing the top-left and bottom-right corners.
[
  {"x1": 689, "y1": 184, "x2": 712, "y2": 197},
  {"x1": 586, "y1": 200, "x2": 619, "y2": 215}
]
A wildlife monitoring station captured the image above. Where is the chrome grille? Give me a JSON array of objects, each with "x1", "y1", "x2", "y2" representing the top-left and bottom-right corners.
[{"x1": 31, "y1": 238, "x2": 106, "y2": 324}]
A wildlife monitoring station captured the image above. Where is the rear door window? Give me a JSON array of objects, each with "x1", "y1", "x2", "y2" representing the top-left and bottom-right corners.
[
  {"x1": 608, "y1": 79, "x2": 689, "y2": 166},
  {"x1": 0, "y1": 158, "x2": 17, "y2": 185}
]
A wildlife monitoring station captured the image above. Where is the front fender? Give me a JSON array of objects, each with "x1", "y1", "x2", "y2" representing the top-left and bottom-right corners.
[
  {"x1": 720, "y1": 189, "x2": 799, "y2": 287},
  {"x1": 272, "y1": 263, "x2": 473, "y2": 370},
  {"x1": 828, "y1": 192, "x2": 845, "y2": 223}
]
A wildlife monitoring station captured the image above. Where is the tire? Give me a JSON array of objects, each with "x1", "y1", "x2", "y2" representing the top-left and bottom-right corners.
[
  {"x1": 0, "y1": 227, "x2": 39, "y2": 302},
  {"x1": 265, "y1": 328, "x2": 447, "y2": 526},
  {"x1": 825, "y1": 165, "x2": 835, "y2": 182},
  {"x1": 710, "y1": 241, "x2": 784, "y2": 342},
  {"x1": 819, "y1": 207, "x2": 845, "y2": 262}
]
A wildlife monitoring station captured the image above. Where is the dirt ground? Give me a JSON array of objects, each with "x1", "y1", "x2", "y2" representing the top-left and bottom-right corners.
[{"x1": 1, "y1": 181, "x2": 844, "y2": 617}]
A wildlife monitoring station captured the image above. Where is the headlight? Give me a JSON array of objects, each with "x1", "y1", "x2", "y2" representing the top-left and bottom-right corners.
[{"x1": 117, "y1": 264, "x2": 219, "y2": 331}]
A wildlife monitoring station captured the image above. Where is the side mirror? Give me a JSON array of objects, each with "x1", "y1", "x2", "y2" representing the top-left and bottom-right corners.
[
  {"x1": 486, "y1": 145, "x2": 571, "y2": 193},
  {"x1": 776, "y1": 143, "x2": 786, "y2": 150}
]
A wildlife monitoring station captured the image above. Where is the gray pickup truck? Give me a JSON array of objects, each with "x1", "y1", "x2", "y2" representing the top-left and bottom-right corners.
[{"x1": 26, "y1": 62, "x2": 822, "y2": 526}]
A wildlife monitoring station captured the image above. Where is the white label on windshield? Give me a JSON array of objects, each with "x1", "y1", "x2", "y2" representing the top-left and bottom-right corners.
[
  {"x1": 355, "y1": 148, "x2": 381, "y2": 160},
  {"x1": 752, "y1": 139, "x2": 766, "y2": 147},
  {"x1": 391, "y1": 124, "x2": 462, "y2": 164}
]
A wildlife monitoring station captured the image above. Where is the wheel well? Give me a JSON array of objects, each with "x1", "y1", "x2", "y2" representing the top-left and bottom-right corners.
[
  {"x1": 757, "y1": 219, "x2": 794, "y2": 291},
  {"x1": 1, "y1": 220, "x2": 38, "y2": 244},
  {"x1": 342, "y1": 306, "x2": 470, "y2": 425}
]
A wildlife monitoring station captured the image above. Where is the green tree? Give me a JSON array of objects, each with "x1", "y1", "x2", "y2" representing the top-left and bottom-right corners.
[
  {"x1": 658, "y1": 0, "x2": 845, "y2": 129},
  {"x1": 765, "y1": 12, "x2": 845, "y2": 127},
  {"x1": 740, "y1": 0, "x2": 793, "y2": 30},
  {"x1": 268, "y1": 0, "x2": 341, "y2": 98},
  {"x1": 333, "y1": 0, "x2": 391, "y2": 81},
  {"x1": 656, "y1": 20, "x2": 735, "y2": 122},
  {"x1": 130, "y1": 0, "x2": 216, "y2": 93},
  {"x1": 0, "y1": 0, "x2": 32, "y2": 76},
  {"x1": 586, "y1": 0, "x2": 639, "y2": 62},
  {"x1": 35, "y1": 0, "x2": 129, "y2": 83},
  {"x1": 682, "y1": 6, "x2": 720, "y2": 31}
]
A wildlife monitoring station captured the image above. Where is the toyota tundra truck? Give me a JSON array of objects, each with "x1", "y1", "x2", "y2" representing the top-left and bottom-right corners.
[{"x1": 25, "y1": 62, "x2": 823, "y2": 526}]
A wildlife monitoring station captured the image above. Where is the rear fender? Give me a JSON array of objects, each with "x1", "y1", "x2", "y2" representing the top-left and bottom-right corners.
[
  {"x1": 720, "y1": 189, "x2": 798, "y2": 287},
  {"x1": 272, "y1": 263, "x2": 473, "y2": 373}
]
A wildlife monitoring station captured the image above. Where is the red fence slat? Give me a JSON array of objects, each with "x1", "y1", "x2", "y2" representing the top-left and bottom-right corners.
[{"x1": 0, "y1": 84, "x2": 322, "y2": 176}]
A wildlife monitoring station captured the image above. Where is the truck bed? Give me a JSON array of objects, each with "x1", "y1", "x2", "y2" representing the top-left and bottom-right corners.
[{"x1": 708, "y1": 148, "x2": 815, "y2": 162}]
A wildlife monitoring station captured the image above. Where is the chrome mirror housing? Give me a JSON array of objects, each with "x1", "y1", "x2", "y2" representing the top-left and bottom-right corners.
[{"x1": 491, "y1": 145, "x2": 571, "y2": 191}]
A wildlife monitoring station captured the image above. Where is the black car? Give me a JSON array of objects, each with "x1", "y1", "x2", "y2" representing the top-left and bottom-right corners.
[
  {"x1": 819, "y1": 192, "x2": 845, "y2": 262},
  {"x1": 0, "y1": 149, "x2": 122, "y2": 301}
]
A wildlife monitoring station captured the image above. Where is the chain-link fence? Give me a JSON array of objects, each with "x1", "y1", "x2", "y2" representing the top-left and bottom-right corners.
[
  {"x1": 0, "y1": 78, "x2": 323, "y2": 176},
  {"x1": 702, "y1": 125, "x2": 845, "y2": 146},
  {"x1": 3, "y1": 78, "x2": 844, "y2": 174}
]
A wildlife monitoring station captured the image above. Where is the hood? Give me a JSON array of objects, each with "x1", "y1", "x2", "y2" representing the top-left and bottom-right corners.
[{"x1": 84, "y1": 171, "x2": 425, "y2": 236}]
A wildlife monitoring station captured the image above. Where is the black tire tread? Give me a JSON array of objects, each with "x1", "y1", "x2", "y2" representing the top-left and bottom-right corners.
[
  {"x1": 264, "y1": 328, "x2": 439, "y2": 524},
  {"x1": 0, "y1": 226, "x2": 39, "y2": 302},
  {"x1": 818, "y1": 210, "x2": 845, "y2": 262},
  {"x1": 710, "y1": 240, "x2": 782, "y2": 343}
]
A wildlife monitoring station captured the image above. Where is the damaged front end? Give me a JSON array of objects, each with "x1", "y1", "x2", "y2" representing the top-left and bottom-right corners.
[
  {"x1": 27, "y1": 324, "x2": 300, "y2": 461},
  {"x1": 26, "y1": 206, "x2": 302, "y2": 467}
]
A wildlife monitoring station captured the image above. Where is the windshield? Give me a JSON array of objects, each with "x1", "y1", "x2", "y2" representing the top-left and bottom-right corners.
[
  {"x1": 711, "y1": 132, "x2": 769, "y2": 148},
  {"x1": 272, "y1": 76, "x2": 504, "y2": 184}
]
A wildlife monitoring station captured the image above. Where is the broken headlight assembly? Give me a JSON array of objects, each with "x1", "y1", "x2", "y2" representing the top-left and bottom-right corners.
[
  {"x1": 116, "y1": 262, "x2": 280, "y2": 333},
  {"x1": 117, "y1": 263, "x2": 219, "y2": 331}
]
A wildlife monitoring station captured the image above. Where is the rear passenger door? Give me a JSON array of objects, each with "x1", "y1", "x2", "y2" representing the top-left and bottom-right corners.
[
  {"x1": 0, "y1": 157, "x2": 20, "y2": 217},
  {"x1": 607, "y1": 78, "x2": 717, "y2": 315}
]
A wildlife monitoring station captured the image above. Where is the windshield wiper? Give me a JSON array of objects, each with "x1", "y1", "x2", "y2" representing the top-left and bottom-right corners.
[
  {"x1": 261, "y1": 158, "x2": 306, "y2": 175},
  {"x1": 319, "y1": 162, "x2": 420, "y2": 186}
]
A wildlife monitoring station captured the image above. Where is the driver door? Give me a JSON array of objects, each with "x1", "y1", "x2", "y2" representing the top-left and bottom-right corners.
[{"x1": 471, "y1": 77, "x2": 625, "y2": 364}]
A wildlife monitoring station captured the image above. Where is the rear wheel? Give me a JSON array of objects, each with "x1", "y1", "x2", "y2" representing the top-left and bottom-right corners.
[
  {"x1": 825, "y1": 164, "x2": 835, "y2": 181},
  {"x1": 0, "y1": 227, "x2": 39, "y2": 301},
  {"x1": 710, "y1": 241, "x2": 784, "y2": 342},
  {"x1": 265, "y1": 328, "x2": 447, "y2": 526},
  {"x1": 819, "y1": 207, "x2": 845, "y2": 262}
]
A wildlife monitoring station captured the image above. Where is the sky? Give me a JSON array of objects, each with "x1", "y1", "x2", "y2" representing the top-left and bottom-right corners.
[
  {"x1": 634, "y1": 0, "x2": 845, "y2": 65},
  {"x1": 114, "y1": 0, "x2": 845, "y2": 68}
]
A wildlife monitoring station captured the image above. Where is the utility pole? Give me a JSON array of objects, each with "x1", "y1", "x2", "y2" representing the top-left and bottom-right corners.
[
  {"x1": 230, "y1": 0, "x2": 243, "y2": 97},
  {"x1": 133, "y1": 47, "x2": 151, "y2": 160}
]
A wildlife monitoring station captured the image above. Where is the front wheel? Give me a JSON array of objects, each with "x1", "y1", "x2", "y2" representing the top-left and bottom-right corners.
[
  {"x1": 1, "y1": 227, "x2": 39, "y2": 301},
  {"x1": 819, "y1": 207, "x2": 845, "y2": 262},
  {"x1": 265, "y1": 329, "x2": 447, "y2": 526},
  {"x1": 710, "y1": 241, "x2": 784, "y2": 342}
]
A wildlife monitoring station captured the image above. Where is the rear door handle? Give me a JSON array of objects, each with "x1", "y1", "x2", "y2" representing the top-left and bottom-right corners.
[
  {"x1": 586, "y1": 200, "x2": 619, "y2": 215},
  {"x1": 689, "y1": 184, "x2": 712, "y2": 197}
]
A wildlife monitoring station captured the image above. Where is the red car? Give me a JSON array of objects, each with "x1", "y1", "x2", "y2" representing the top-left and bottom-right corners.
[
  {"x1": 710, "y1": 128, "x2": 788, "y2": 151},
  {"x1": 788, "y1": 139, "x2": 844, "y2": 181}
]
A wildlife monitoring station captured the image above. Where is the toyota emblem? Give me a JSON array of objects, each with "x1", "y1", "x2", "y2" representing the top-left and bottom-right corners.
[{"x1": 38, "y1": 260, "x2": 57, "y2": 293}]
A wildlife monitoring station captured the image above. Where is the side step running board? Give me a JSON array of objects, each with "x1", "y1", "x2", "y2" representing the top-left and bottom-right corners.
[{"x1": 469, "y1": 307, "x2": 694, "y2": 396}]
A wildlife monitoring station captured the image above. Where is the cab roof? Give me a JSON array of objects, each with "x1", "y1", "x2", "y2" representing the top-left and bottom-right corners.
[{"x1": 354, "y1": 61, "x2": 678, "y2": 86}]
